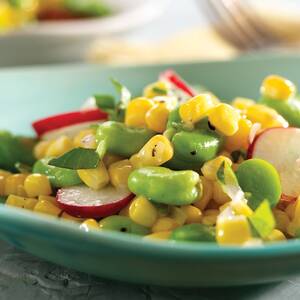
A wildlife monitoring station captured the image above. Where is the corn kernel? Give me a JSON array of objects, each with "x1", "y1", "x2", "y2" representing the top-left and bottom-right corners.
[
  {"x1": 0, "y1": 170, "x2": 11, "y2": 178},
  {"x1": 201, "y1": 156, "x2": 232, "y2": 181},
  {"x1": 143, "y1": 81, "x2": 171, "y2": 98},
  {"x1": 265, "y1": 229, "x2": 286, "y2": 242},
  {"x1": 125, "y1": 97, "x2": 154, "y2": 128},
  {"x1": 108, "y1": 159, "x2": 133, "y2": 188},
  {"x1": 217, "y1": 215, "x2": 252, "y2": 245},
  {"x1": 273, "y1": 209, "x2": 289, "y2": 232},
  {"x1": 179, "y1": 94, "x2": 215, "y2": 124},
  {"x1": 180, "y1": 205, "x2": 202, "y2": 224},
  {"x1": 144, "y1": 231, "x2": 171, "y2": 240},
  {"x1": 24, "y1": 174, "x2": 52, "y2": 198},
  {"x1": 145, "y1": 102, "x2": 171, "y2": 133},
  {"x1": 170, "y1": 206, "x2": 187, "y2": 226},
  {"x1": 232, "y1": 97, "x2": 255, "y2": 111},
  {"x1": 213, "y1": 181, "x2": 231, "y2": 205},
  {"x1": 152, "y1": 217, "x2": 179, "y2": 233},
  {"x1": 261, "y1": 75, "x2": 296, "y2": 101},
  {"x1": 16, "y1": 184, "x2": 27, "y2": 197},
  {"x1": 246, "y1": 104, "x2": 288, "y2": 129},
  {"x1": 34, "y1": 140, "x2": 52, "y2": 159},
  {"x1": 129, "y1": 196, "x2": 158, "y2": 227},
  {"x1": 80, "y1": 219, "x2": 99, "y2": 231},
  {"x1": 201, "y1": 209, "x2": 219, "y2": 225},
  {"x1": 38, "y1": 195, "x2": 56, "y2": 204},
  {"x1": 130, "y1": 135, "x2": 173, "y2": 168},
  {"x1": 193, "y1": 176, "x2": 213, "y2": 210},
  {"x1": 61, "y1": 212, "x2": 85, "y2": 223},
  {"x1": 45, "y1": 135, "x2": 73, "y2": 158},
  {"x1": 4, "y1": 174, "x2": 27, "y2": 196},
  {"x1": 208, "y1": 103, "x2": 241, "y2": 136},
  {"x1": 78, "y1": 161, "x2": 109, "y2": 190},
  {"x1": 0, "y1": 176, "x2": 5, "y2": 196},
  {"x1": 285, "y1": 201, "x2": 296, "y2": 220},
  {"x1": 73, "y1": 129, "x2": 97, "y2": 149},
  {"x1": 231, "y1": 201, "x2": 253, "y2": 217},
  {"x1": 6, "y1": 195, "x2": 26, "y2": 208},
  {"x1": 34, "y1": 199, "x2": 62, "y2": 216},
  {"x1": 103, "y1": 154, "x2": 124, "y2": 167},
  {"x1": 24, "y1": 198, "x2": 38, "y2": 210},
  {"x1": 118, "y1": 200, "x2": 132, "y2": 217},
  {"x1": 225, "y1": 118, "x2": 252, "y2": 152}
]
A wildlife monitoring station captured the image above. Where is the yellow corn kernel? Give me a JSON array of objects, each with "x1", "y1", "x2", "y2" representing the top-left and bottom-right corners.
[
  {"x1": 33, "y1": 199, "x2": 62, "y2": 216},
  {"x1": 4, "y1": 174, "x2": 27, "y2": 196},
  {"x1": 143, "y1": 81, "x2": 171, "y2": 98},
  {"x1": 103, "y1": 154, "x2": 124, "y2": 167},
  {"x1": 285, "y1": 201, "x2": 296, "y2": 220},
  {"x1": 170, "y1": 207, "x2": 187, "y2": 226},
  {"x1": 152, "y1": 217, "x2": 179, "y2": 233},
  {"x1": 219, "y1": 202, "x2": 231, "y2": 212},
  {"x1": 118, "y1": 200, "x2": 132, "y2": 217},
  {"x1": 108, "y1": 159, "x2": 133, "y2": 188},
  {"x1": 245, "y1": 104, "x2": 288, "y2": 129},
  {"x1": 130, "y1": 135, "x2": 173, "y2": 168},
  {"x1": 232, "y1": 97, "x2": 255, "y2": 111},
  {"x1": 80, "y1": 219, "x2": 99, "y2": 231},
  {"x1": 129, "y1": 196, "x2": 158, "y2": 227},
  {"x1": 201, "y1": 209, "x2": 219, "y2": 225},
  {"x1": 217, "y1": 215, "x2": 252, "y2": 245},
  {"x1": 24, "y1": 174, "x2": 52, "y2": 198},
  {"x1": 261, "y1": 75, "x2": 296, "y2": 101},
  {"x1": 193, "y1": 176, "x2": 213, "y2": 210},
  {"x1": 24, "y1": 198, "x2": 39, "y2": 210},
  {"x1": 213, "y1": 181, "x2": 231, "y2": 205},
  {"x1": 73, "y1": 129, "x2": 97, "y2": 149},
  {"x1": 145, "y1": 102, "x2": 171, "y2": 133},
  {"x1": 45, "y1": 135, "x2": 73, "y2": 158},
  {"x1": 208, "y1": 103, "x2": 241, "y2": 136},
  {"x1": 201, "y1": 156, "x2": 232, "y2": 181},
  {"x1": 180, "y1": 205, "x2": 202, "y2": 224},
  {"x1": 0, "y1": 176, "x2": 5, "y2": 196},
  {"x1": 61, "y1": 212, "x2": 85, "y2": 223},
  {"x1": 16, "y1": 185, "x2": 27, "y2": 197},
  {"x1": 144, "y1": 231, "x2": 171, "y2": 240},
  {"x1": 38, "y1": 195, "x2": 56, "y2": 204},
  {"x1": 292, "y1": 196, "x2": 300, "y2": 220},
  {"x1": 78, "y1": 161, "x2": 109, "y2": 190},
  {"x1": 273, "y1": 209, "x2": 290, "y2": 232},
  {"x1": 6, "y1": 195, "x2": 26, "y2": 208},
  {"x1": 34, "y1": 140, "x2": 52, "y2": 159},
  {"x1": 265, "y1": 229, "x2": 286, "y2": 242},
  {"x1": 0, "y1": 170, "x2": 12, "y2": 178},
  {"x1": 125, "y1": 97, "x2": 154, "y2": 128},
  {"x1": 179, "y1": 94, "x2": 215, "y2": 124},
  {"x1": 231, "y1": 201, "x2": 253, "y2": 217},
  {"x1": 225, "y1": 118, "x2": 252, "y2": 152}
]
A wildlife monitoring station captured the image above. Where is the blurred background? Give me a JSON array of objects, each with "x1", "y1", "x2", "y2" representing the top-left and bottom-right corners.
[{"x1": 0, "y1": 0, "x2": 300, "y2": 68}]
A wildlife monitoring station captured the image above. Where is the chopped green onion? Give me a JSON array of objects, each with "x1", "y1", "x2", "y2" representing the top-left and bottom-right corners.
[
  {"x1": 49, "y1": 148, "x2": 100, "y2": 170},
  {"x1": 96, "y1": 139, "x2": 106, "y2": 159},
  {"x1": 110, "y1": 78, "x2": 131, "y2": 109},
  {"x1": 152, "y1": 87, "x2": 167, "y2": 95},
  {"x1": 95, "y1": 94, "x2": 116, "y2": 110}
]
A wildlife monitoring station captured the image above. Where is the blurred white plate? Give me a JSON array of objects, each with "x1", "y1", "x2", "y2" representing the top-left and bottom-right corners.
[{"x1": 0, "y1": 0, "x2": 170, "y2": 67}]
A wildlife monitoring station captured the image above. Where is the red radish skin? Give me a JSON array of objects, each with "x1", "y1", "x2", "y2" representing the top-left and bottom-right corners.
[
  {"x1": 56, "y1": 185, "x2": 134, "y2": 218},
  {"x1": 32, "y1": 109, "x2": 107, "y2": 138},
  {"x1": 248, "y1": 127, "x2": 300, "y2": 198}
]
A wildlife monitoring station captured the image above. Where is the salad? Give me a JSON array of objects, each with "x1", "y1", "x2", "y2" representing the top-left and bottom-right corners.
[
  {"x1": 1, "y1": 70, "x2": 300, "y2": 246},
  {"x1": 0, "y1": 0, "x2": 111, "y2": 32}
]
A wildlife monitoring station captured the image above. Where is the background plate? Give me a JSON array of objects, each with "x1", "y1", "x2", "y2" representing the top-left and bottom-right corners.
[{"x1": 1, "y1": 56, "x2": 300, "y2": 287}]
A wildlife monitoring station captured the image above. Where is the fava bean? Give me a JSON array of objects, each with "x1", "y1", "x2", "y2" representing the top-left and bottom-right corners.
[{"x1": 170, "y1": 224, "x2": 216, "y2": 242}]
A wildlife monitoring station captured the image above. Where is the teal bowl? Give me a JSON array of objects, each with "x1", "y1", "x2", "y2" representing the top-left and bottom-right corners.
[{"x1": 1, "y1": 55, "x2": 300, "y2": 287}]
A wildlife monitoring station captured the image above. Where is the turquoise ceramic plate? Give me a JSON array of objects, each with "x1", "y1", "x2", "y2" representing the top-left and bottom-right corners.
[{"x1": 1, "y1": 56, "x2": 300, "y2": 287}]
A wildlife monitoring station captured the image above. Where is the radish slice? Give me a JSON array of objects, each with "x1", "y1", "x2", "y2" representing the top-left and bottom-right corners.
[
  {"x1": 32, "y1": 109, "x2": 107, "y2": 140},
  {"x1": 56, "y1": 185, "x2": 134, "y2": 218},
  {"x1": 248, "y1": 127, "x2": 300, "y2": 198}
]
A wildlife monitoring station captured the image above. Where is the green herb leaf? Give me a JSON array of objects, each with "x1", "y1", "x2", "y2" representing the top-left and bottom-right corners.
[
  {"x1": 152, "y1": 87, "x2": 167, "y2": 95},
  {"x1": 49, "y1": 148, "x2": 100, "y2": 170},
  {"x1": 248, "y1": 200, "x2": 275, "y2": 238},
  {"x1": 15, "y1": 162, "x2": 32, "y2": 174},
  {"x1": 95, "y1": 94, "x2": 116, "y2": 110},
  {"x1": 217, "y1": 161, "x2": 244, "y2": 202},
  {"x1": 111, "y1": 78, "x2": 131, "y2": 109}
]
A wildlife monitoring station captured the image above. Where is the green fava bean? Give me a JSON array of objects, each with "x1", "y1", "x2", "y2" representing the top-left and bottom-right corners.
[
  {"x1": 170, "y1": 224, "x2": 216, "y2": 242},
  {"x1": 96, "y1": 121, "x2": 155, "y2": 157},
  {"x1": 260, "y1": 97, "x2": 300, "y2": 127},
  {"x1": 171, "y1": 130, "x2": 223, "y2": 165},
  {"x1": 164, "y1": 151, "x2": 200, "y2": 171},
  {"x1": 128, "y1": 167, "x2": 201, "y2": 205},
  {"x1": 33, "y1": 158, "x2": 82, "y2": 188},
  {"x1": 99, "y1": 216, "x2": 150, "y2": 235},
  {"x1": 236, "y1": 158, "x2": 281, "y2": 210}
]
